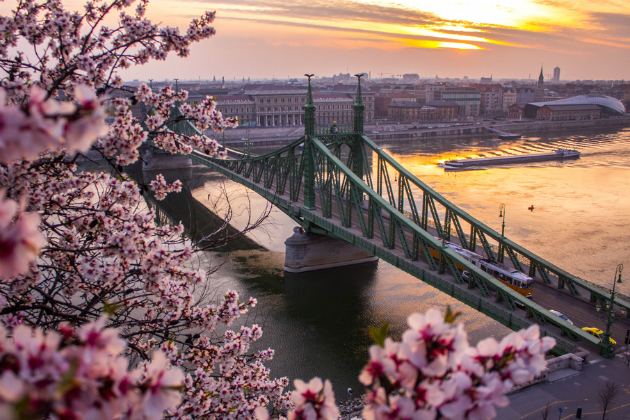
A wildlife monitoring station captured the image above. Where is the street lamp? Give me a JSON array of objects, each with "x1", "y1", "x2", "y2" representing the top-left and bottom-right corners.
[
  {"x1": 601, "y1": 263, "x2": 623, "y2": 358},
  {"x1": 498, "y1": 204, "x2": 506, "y2": 262},
  {"x1": 498, "y1": 203, "x2": 506, "y2": 237}
]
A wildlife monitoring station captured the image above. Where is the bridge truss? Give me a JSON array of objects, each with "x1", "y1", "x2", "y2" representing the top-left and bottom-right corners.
[{"x1": 166, "y1": 75, "x2": 629, "y2": 355}]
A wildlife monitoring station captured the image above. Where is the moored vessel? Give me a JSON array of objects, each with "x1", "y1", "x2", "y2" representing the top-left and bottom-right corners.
[{"x1": 439, "y1": 148, "x2": 580, "y2": 171}]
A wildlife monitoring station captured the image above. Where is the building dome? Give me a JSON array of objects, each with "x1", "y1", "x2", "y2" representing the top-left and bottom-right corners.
[{"x1": 532, "y1": 95, "x2": 625, "y2": 115}]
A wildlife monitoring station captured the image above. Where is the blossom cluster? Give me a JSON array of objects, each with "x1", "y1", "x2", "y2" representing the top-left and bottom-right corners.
[
  {"x1": 150, "y1": 174, "x2": 184, "y2": 200},
  {"x1": 0, "y1": 0, "x2": 557, "y2": 419},
  {"x1": 137, "y1": 83, "x2": 236, "y2": 156},
  {"x1": 0, "y1": 0, "x2": 289, "y2": 419},
  {"x1": 0, "y1": 317, "x2": 184, "y2": 420},
  {"x1": 359, "y1": 309, "x2": 556, "y2": 420},
  {"x1": 0, "y1": 191, "x2": 46, "y2": 279},
  {"x1": 253, "y1": 309, "x2": 555, "y2": 420},
  {"x1": 0, "y1": 85, "x2": 108, "y2": 165}
]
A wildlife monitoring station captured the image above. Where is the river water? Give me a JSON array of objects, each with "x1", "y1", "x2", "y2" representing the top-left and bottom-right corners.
[{"x1": 184, "y1": 126, "x2": 630, "y2": 400}]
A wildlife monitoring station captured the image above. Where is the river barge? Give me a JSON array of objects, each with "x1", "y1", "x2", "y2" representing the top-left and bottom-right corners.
[{"x1": 439, "y1": 148, "x2": 580, "y2": 171}]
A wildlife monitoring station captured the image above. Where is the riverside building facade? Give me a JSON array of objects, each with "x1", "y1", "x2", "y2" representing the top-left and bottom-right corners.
[{"x1": 184, "y1": 84, "x2": 376, "y2": 127}]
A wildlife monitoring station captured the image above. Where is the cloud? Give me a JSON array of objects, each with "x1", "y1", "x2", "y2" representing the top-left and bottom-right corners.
[
  {"x1": 202, "y1": 0, "x2": 630, "y2": 51},
  {"x1": 219, "y1": 15, "x2": 495, "y2": 50},
  {"x1": 203, "y1": 0, "x2": 452, "y2": 27},
  {"x1": 590, "y1": 11, "x2": 630, "y2": 27}
]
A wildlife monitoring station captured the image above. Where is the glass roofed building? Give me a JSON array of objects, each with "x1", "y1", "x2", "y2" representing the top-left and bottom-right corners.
[{"x1": 524, "y1": 94, "x2": 626, "y2": 118}]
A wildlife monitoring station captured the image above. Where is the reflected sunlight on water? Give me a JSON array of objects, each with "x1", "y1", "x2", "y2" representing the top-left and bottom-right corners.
[
  {"x1": 184, "y1": 126, "x2": 629, "y2": 399},
  {"x1": 377, "y1": 127, "x2": 630, "y2": 295}
]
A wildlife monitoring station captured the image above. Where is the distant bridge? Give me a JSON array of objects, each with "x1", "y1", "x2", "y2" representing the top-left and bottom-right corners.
[{"x1": 163, "y1": 75, "x2": 630, "y2": 356}]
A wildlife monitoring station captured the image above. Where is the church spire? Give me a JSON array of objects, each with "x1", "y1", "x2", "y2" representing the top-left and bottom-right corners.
[{"x1": 538, "y1": 66, "x2": 544, "y2": 88}]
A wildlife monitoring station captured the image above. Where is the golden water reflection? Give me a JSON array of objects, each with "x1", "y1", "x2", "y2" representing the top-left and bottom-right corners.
[{"x1": 377, "y1": 128, "x2": 630, "y2": 295}]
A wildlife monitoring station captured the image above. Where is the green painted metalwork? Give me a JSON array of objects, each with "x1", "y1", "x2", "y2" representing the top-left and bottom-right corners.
[
  {"x1": 353, "y1": 74, "x2": 365, "y2": 135},
  {"x1": 185, "y1": 140, "x2": 597, "y2": 352},
  {"x1": 303, "y1": 75, "x2": 316, "y2": 210},
  {"x1": 358, "y1": 134, "x2": 630, "y2": 318},
  {"x1": 160, "y1": 75, "x2": 630, "y2": 355}
]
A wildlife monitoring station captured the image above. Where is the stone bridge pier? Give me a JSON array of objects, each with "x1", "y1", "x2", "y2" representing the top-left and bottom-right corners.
[
  {"x1": 143, "y1": 149, "x2": 193, "y2": 174},
  {"x1": 284, "y1": 227, "x2": 378, "y2": 273}
]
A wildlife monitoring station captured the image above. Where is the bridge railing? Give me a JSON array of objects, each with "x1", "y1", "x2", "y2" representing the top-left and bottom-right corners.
[
  {"x1": 359, "y1": 134, "x2": 630, "y2": 315},
  {"x1": 175, "y1": 117, "x2": 602, "y2": 350},
  {"x1": 315, "y1": 123, "x2": 354, "y2": 135},
  {"x1": 309, "y1": 136, "x2": 599, "y2": 348}
]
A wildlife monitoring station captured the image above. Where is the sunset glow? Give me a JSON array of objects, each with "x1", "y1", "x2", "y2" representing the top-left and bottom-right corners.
[{"x1": 45, "y1": 0, "x2": 627, "y2": 80}]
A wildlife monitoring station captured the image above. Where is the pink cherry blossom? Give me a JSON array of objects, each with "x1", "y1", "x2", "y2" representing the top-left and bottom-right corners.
[
  {"x1": 0, "y1": 193, "x2": 46, "y2": 279},
  {"x1": 360, "y1": 309, "x2": 555, "y2": 420},
  {"x1": 288, "y1": 377, "x2": 339, "y2": 420},
  {"x1": 141, "y1": 351, "x2": 185, "y2": 419}
]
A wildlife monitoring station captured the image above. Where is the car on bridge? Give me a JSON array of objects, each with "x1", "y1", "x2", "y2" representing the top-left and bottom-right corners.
[
  {"x1": 549, "y1": 310, "x2": 573, "y2": 325},
  {"x1": 582, "y1": 327, "x2": 616, "y2": 346}
]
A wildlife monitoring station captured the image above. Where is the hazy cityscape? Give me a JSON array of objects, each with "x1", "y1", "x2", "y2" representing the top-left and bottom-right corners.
[{"x1": 123, "y1": 68, "x2": 629, "y2": 144}]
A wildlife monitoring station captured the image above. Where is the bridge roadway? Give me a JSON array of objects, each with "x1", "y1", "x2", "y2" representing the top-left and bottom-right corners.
[
  {"x1": 421, "y1": 223, "x2": 630, "y2": 353},
  {"x1": 365, "y1": 203, "x2": 630, "y2": 355},
  {"x1": 161, "y1": 78, "x2": 628, "y2": 357},
  {"x1": 189, "y1": 146, "x2": 624, "y2": 356}
]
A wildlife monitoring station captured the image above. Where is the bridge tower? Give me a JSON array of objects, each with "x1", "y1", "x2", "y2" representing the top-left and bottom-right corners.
[
  {"x1": 351, "y1": 74, "x2": 365, "y2": 185},
  {"x1": 353, "y1": 74, "x2": 365, "y2": 135},
  {"x1": 302, "y1": 74, "x2": 316, "y2": 210}
]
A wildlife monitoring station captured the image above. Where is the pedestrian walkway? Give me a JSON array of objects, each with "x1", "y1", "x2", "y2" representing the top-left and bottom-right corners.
[{"x1": 497, "y1": 349, "x2": 630, "y2": 419}]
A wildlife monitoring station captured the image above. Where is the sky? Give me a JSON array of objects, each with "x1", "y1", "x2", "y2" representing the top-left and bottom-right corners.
[{"x1": 7, "y1": 0, "x2": 630, "y2": 81}]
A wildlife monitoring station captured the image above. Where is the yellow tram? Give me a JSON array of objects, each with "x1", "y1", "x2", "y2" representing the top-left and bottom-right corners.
[{"x1": 429, "y1": 239, "x2": 533, "y2": 298}]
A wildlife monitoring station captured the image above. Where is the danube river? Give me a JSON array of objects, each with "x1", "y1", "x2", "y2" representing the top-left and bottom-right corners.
[{"x1": 186, "y1": 126, "x2": 630, "y2": 399}]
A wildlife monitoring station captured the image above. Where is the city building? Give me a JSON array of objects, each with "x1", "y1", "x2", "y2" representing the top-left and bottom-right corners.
[
  {"x1": 508, "y1": 103, "x2": 527, "y2": 119},
  {"x1": 525, "y1": 94, "x2": 625, "y2": 118},
  {"x1": 553, "y1": 67, "x2": 561, "y2": 84},
  {"x1": 313, "y1": 93, "x2": 355, "y2": 125},
  {"x1": 333, "y1": 73, "x2": 352, "y2": 84},
  {"x1": 480, "y1": 76, "x2": 493, "y2": 84},
  {"x1": 425, "y1": 100, "x2": 460, "y2": 120},
  {"x1": 388, "y1": 92, "x2": 417, "y2": 103},
  {"x1": 434, "y1": 87, "x2": 480, "y2": 117},
  {"x1": 516, "y1": 88, "x2": 535, "y2": 104},
  {"x1": 502, "y1": 87, "x2": 518, "y2": 113},
  {"x1": 213, "y1": 95, "x2": 257, "y2": 126},
  {"x1": 471, "y1": 84, "x2": 503, "y2": 115},
  {"x1": 184, "y1": 83, "x2": 376, "y2": 127},
  {"x1": 536, "y1": 104, "x2": 601, "y2": 120},
  {"x1": 374, "y1": 97, "x2": 392, "y2": 119},
  {"x1": 424, "y1": 84, "x2": 446, "y2": 103},
  {"x1": 387, "y1": 102, "x2": 445, "y2": 121},
  {"x1": 402, "y1": 74, "x2": 420, "y2": 83},
  {"x1": 325, "y1": 84, "x2": 376, "y2": 121}
]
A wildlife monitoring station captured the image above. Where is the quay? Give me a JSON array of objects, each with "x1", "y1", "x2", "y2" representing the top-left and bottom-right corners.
[
  {"x1": 208, "y1": 115, "x2": 630, "y2": 148},
  {"x1": 483, "y1": 125, "x2": 521, "y2": 139},
  {"x1": 498, "y1": 347, "x2": 630, "y2": 419}
]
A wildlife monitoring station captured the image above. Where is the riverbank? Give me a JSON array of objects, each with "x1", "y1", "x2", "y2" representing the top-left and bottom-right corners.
[{"x1": 215, "y1": 116, "x2": 630, "y2": 148}]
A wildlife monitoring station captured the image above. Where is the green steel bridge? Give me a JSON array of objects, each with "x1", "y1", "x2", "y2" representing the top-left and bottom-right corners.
[{"x1": 166, "y1": 75, "x2": 629, "y2": 356}]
